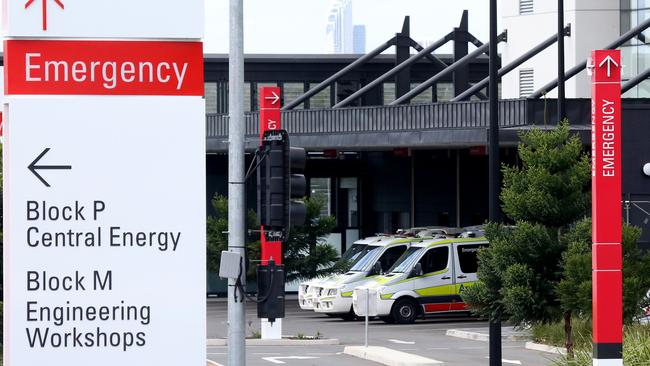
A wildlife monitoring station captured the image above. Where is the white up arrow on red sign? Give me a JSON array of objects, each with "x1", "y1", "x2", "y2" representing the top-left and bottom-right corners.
[{"x1": 598, "y1": 55, "x2": 619, "y2": 77}]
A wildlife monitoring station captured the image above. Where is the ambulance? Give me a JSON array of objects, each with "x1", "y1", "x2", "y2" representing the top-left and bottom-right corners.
[
  {"x1": 352, "y1": 229, "x2": 487, "y2": 324},
  {"x1": 312, "y1": 235, "x2": 423, "y2": 320},
  {"x1": 298, "y1": 236, "x2": 382, "y2": 311}
]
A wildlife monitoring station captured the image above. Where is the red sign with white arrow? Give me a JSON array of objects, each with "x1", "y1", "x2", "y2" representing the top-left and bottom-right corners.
[
  {"x1": 591, "y1": 49, "x2": 623, "y2": 362},
  {"x1": 260, "y1": 86, "x2": 283, "y2": 265},
  {"x1": 260, "y1": 86, "x2": 282, "y2": 140}
]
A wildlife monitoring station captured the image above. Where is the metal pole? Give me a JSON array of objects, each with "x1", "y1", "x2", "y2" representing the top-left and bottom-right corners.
[
  {"x1": 365, "y1": 287, "x2": 370, "y2": 348},
  {"x1": 228, "y1": 0, "x2": 246, "y2": 365},
  {"x1": 530, "y1": 16, "x2": 650, "y2": 99},
  {"x1": 622, "y1": 66, "x2": 650, "y2": 93},
  {"x1": 452, "y1": 28, "x2": 567, "y2": 102},
  {"x1": 557, "y1": 0, "x2": 566, "y2": 121},
  {"x1": 390, "y1": 33, "x2": 506, "y2": 106},
  {"x1": 333, "y1": 32, "x2": 453, "y2": 108},
  {"x1": 282, "y1": 38, "x2": 396, "y2": 110},
  {"x1": 488, "y1": 0, "x2": 502, "y2": 365}
]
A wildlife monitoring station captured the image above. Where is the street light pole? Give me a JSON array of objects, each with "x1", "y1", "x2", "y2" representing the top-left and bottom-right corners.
[
  {"x1": 557, "y1": 0, "x2": 566, "y2": 121},
  {"x1": 227, "y1": 0, "x2": 246, "y2": 365},
  {"x1": 488, "y1": 0, "x2": 502, "y2": 365}
]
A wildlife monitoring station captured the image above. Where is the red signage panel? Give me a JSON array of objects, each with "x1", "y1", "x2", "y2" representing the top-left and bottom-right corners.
[
  {"x1": 591, "y1": 49, "x2": 623, "y2": 354},
  {"x1": 259, "y1": 86, "x2": 283, "y2": 264},
  {"x1": 260, "y1": 86, "x2": 281, "y2": 110},
  {"x1": 259, "y1": 86, "x2": 282, "y2": 140},
  {"x1": 4, "y1": 40, "x2": 204, "y2": 96},
  {"x1": 591, "y1": 82, "x2": 622, "y2": 243}
]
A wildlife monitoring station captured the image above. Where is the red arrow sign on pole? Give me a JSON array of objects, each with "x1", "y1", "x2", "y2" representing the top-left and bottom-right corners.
[{"x1": 25, "y1": 0, "x2": 64, "y2": 31}]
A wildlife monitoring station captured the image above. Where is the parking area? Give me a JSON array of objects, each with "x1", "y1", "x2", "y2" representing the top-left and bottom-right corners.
[{"x1": 207, "y1": 296, "x2": 558, "y2": 365}]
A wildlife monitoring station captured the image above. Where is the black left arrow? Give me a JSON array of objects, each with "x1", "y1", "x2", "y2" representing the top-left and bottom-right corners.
[{"x1": 28, "y1": 148, "x2": 72, "y2": 187}]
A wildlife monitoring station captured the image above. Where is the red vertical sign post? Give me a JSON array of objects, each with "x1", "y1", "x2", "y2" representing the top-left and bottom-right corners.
[
  {"x1": 591, "y1": 49, "x2": 623, "y2": 366},
  {"x1": 260, "y1": 86, "x2": 282, "y2": 265}
]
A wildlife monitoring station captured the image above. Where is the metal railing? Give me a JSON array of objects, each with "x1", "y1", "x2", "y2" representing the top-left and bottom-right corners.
[{"x1": 207, "y1": 100, "x2": 531, "y2": 138}]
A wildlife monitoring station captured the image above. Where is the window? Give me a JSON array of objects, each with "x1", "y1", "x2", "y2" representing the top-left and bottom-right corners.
[
  {"x1": 436, "y1": 83, "x2": 454, "y2": 102},
  {"x1": 410, "y1": 83, "x2": 433, "y2": 104},
  {"x1": 456, "y1": 244, "x2": 488, "y2": 274},
  {"x1": 519, "y1": 68, "x2": 534, "y2": 97},
  {"x1": 283, "y1": 83, "x2": 306, "y2": 109},
  {"x1": 204, "y1": 82, "x2": 218, "y2": 113},
  {"x1": 377, "y1": 245, "x2": 408, "y2": 273},
  {"x1": 310, "y1": 178, "x2": 331, "y2": 217},
  {"x1": 519, "y1": 0, "x2": 533, "y2": 14},
  {"x1": 383, "y1": 83, "x2": 396, "y2": 105},
  {"x1": 418, "y1": 246, "x2": 449, "y2": 274},
  {"x1": 243, "y1": 82, "x2": 251, "y2": 112},
  {"x1": 309, "y1": 83, "x2": 331, "y2": 109}
]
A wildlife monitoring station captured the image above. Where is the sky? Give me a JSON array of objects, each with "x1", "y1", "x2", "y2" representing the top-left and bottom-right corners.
[{"x1": 204, "y1": 0, "x2": 490, "y2": 54}]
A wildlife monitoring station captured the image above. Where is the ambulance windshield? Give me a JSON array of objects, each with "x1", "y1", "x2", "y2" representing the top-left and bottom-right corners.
[{"x1": 388, "y1": 247, "x2": 424, "y2": 273}]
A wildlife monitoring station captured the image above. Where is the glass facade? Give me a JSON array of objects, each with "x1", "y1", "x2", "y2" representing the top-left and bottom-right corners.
[
  {"x1": 308, "y1": 83, "x2": 332, "y2": 109},
  {"x1": 283, "y1": 83, "x2": 306, "y2": 109},
  {"x1": 621, "y1": 0, "x2": 650, "y2": 96}
]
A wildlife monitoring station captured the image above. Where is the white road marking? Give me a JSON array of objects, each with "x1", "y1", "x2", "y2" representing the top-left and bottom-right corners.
[
  {"x1": 484, "y1": 357, "x2": 522, "y2": 365},
  {"x1": 388, "y1": 338, "x2": 416, "y2": 344},
  {"x1": 207, "y1": 360, "x2": 224, "y2": 366},
  {"x1": 262, "y1": 356, "x2": 319, "y2": 364}
]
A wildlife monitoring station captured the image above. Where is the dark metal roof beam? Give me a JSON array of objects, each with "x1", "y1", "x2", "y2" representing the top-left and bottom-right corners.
[
  {"x1": 622, "y1": 66, "x2": 650, "y2": 93},
  {"x1": 409, "y1": 39, "x2": 449, "y2": 68},
  {"x1": 390, "y1": 31, "x2": 507, "y2": 105},
  {"x1": 529, "y1": 16, "x2": 650, "y2": 99},
  {"x1": 332, "y1": 32, "x2": 454, "y2": 108},
  {"x1": 466, "y1": 33, "x2": 500, "y2": 64},
  {"x1": 452, "y1": 26, "x2": 570, "y2": 102},
  {"x1": 282, "y1": 36, "x2": 397, "y2": 110}
]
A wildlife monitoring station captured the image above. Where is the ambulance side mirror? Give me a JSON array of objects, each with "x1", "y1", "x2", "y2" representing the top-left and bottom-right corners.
[
  {"x1": 409, "y1": 263, "x2": 423, "y2": 278},
  {"x1": 370, "y1": 261, "x2": 382, "y2": 276}
]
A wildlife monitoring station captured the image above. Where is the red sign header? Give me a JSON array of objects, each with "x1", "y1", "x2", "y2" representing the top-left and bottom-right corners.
[
  {"x1": 591, "y1": 49, "x2": 622, "y2": 244},
  {"x1": 259, "y1": 86, "x2": 281, "y2": 140},
  {"x1": 4, "y1": 40, "x2": 204, "y2": 96}
]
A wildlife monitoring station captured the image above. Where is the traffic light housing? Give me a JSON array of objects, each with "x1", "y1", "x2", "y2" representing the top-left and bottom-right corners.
[{"x1": 257, "y1": 130, "x2": 307, "y2": 241}]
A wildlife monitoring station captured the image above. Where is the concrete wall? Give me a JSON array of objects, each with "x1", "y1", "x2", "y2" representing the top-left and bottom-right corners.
[{"x1": 502, "y1": 0, "x2": 620, "y2": 99}]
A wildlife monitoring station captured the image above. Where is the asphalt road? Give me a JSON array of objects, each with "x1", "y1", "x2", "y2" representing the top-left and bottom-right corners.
[{"x1": 207, "y1": 296, "x2": 559, "y2": 366}]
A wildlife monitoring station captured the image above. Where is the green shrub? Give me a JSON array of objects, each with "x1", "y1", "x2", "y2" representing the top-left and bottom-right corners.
[
  {"x1": 531, "y1": 318, "x2": 592, "y2": 350},
  {"x1": 549, "y1": 324, "x2": 650, "y2": 366}
]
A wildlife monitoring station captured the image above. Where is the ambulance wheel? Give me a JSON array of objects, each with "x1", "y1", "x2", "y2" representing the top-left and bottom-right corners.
[
  {"x1": 339, "y1": 308, "x2": 357, "y2": 321},
  {"x1": 391, "y1": 298, "x2": 417, "y2": 324},
  {"x1": 380, "y1": 316, "x2": 395, "y2": 324}
]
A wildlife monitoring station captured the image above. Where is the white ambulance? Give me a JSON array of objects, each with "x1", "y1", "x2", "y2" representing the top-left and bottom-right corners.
[
  {"x1": 297, "y1": 236, "x2": 382, "y2": 311},
  {"x1": 312, "y1": 235, "x2": 420, "y2": 320},
  {"x1": 353, "y1": 230, "x2": 487, "y2": 324}
]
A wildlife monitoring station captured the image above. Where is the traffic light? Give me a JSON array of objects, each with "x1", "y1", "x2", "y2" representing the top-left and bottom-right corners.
[{"x1": 257, "y1": 130, "x2": 307, "y2": 241}]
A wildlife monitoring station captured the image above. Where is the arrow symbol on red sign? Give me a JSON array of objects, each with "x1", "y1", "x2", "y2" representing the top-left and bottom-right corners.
[
  {"x1": 598, "y1": 55, "x2": 619, "y2": 78},
  {"x1": 264, "y1": 91, "x2": 280, "y2": 105},
  {"x1": 25, "y1": 0, "x2": 64, "y2": 31}
]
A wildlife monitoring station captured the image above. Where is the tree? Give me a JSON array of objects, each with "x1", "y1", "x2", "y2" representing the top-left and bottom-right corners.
[
  {"x1": 463, "y1": 122, "x2": 591, "y2": 356},
  {"x1": 282, "y1": 194, "x2": 338, "y2": 282},
  {"x1": 206, "y1": 194, "x2": 259, "y2": 275},
  {"x1": 558, "y1": 218, "x2": 650, "y2": 324},
  {"x1": 206, "y1": 193, "x2": 339, "y2": 282}
]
